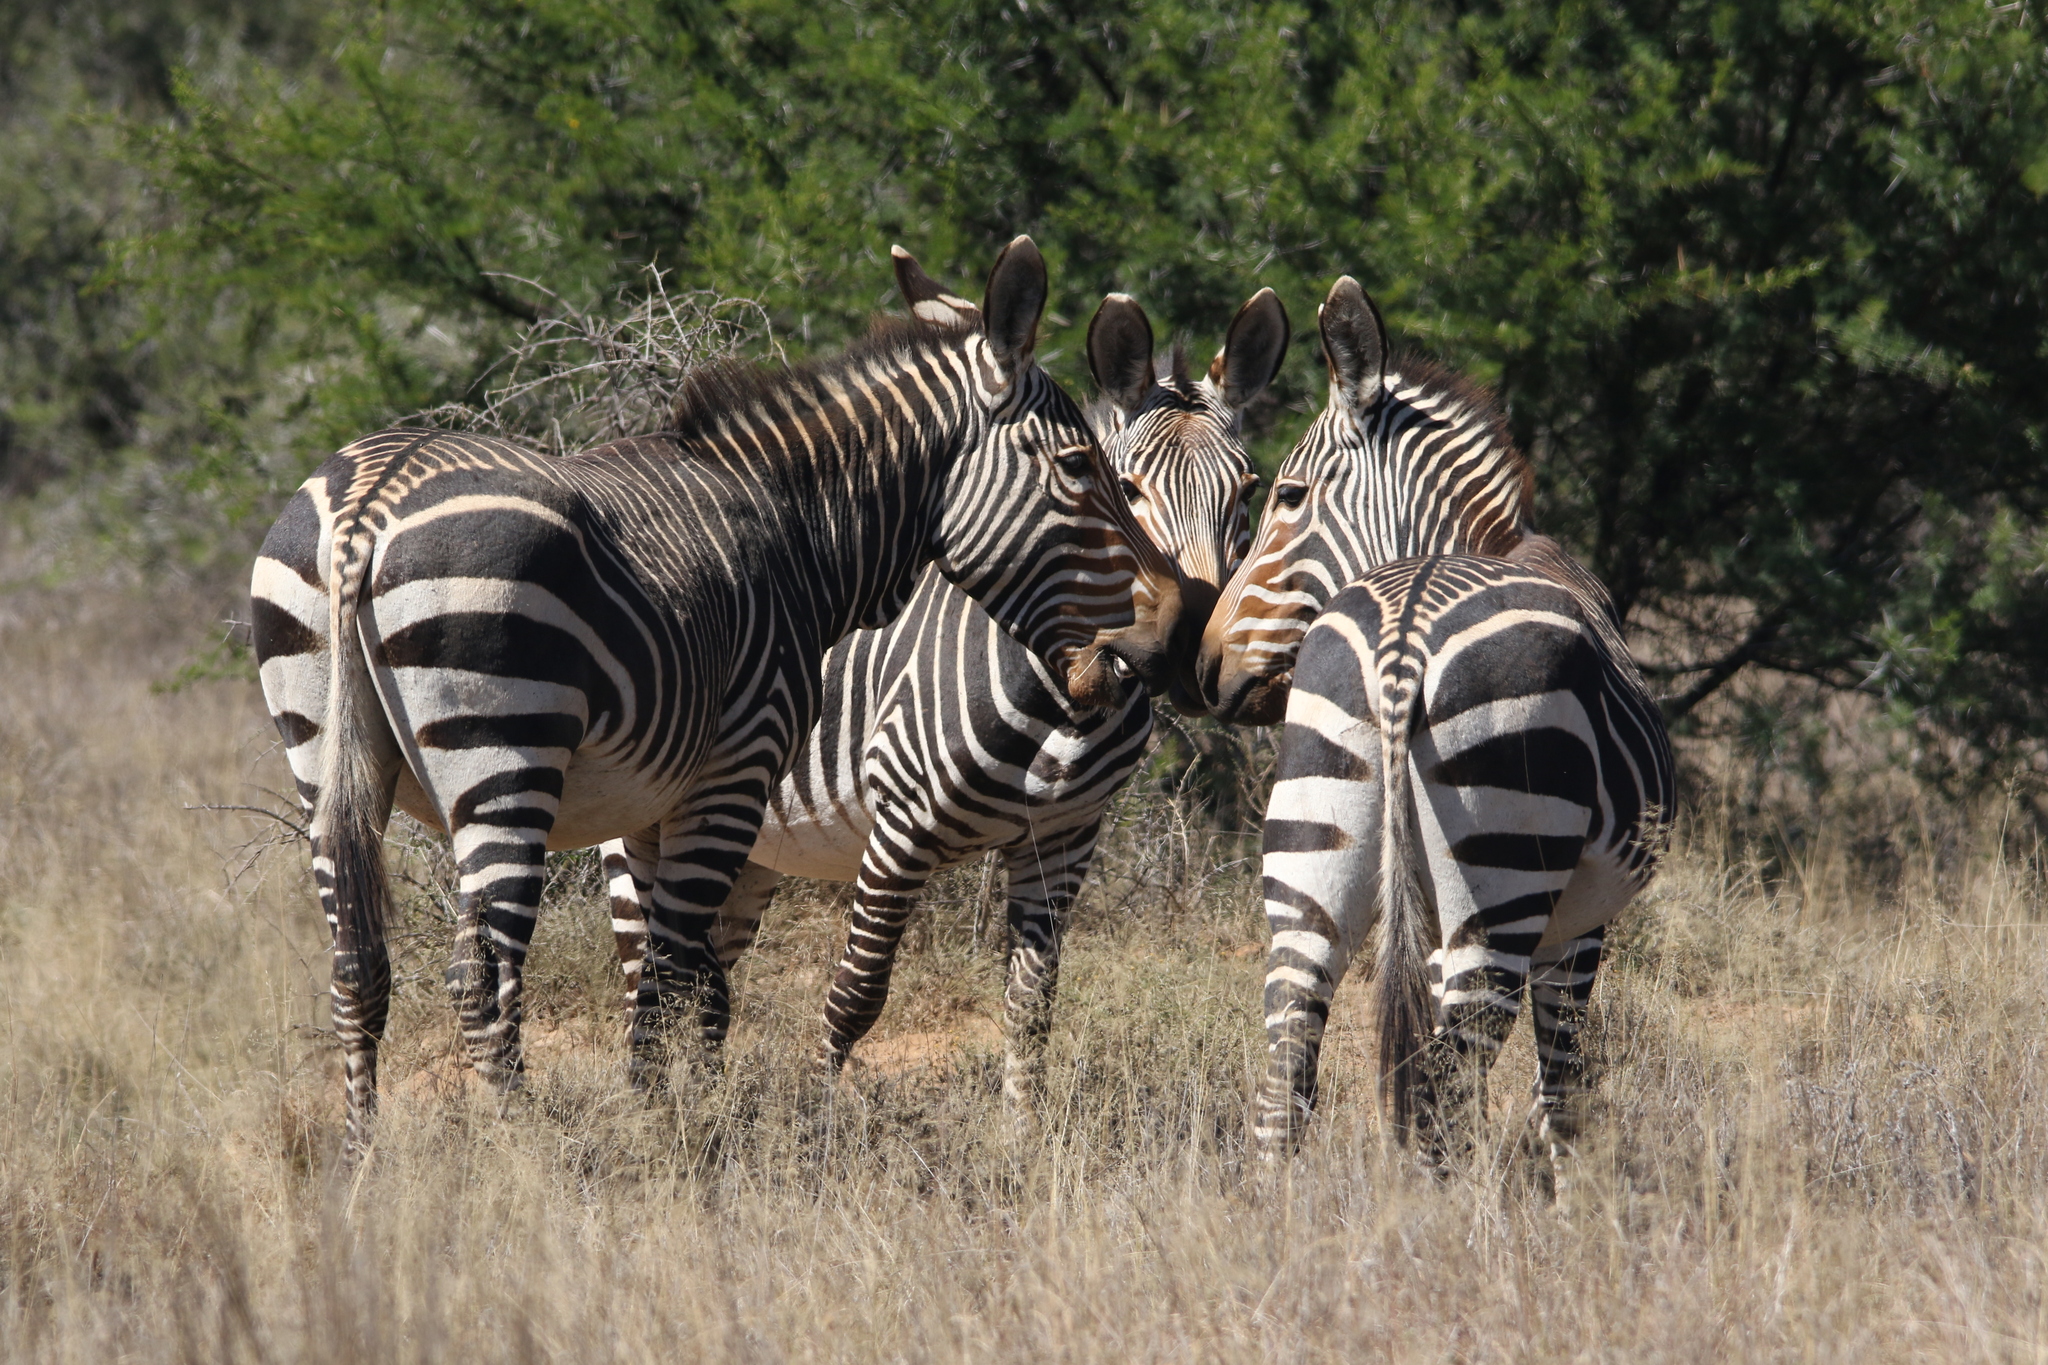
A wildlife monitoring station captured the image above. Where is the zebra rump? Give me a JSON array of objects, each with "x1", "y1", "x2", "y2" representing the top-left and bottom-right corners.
[{"x1": 1199, "y1": 275, "x2": 1673, "y2": 1172}]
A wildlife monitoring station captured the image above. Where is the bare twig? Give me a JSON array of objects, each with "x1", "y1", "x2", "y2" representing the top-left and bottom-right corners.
[{"x1": 410, "y1": 265, "x2": 775, "y2": 453}]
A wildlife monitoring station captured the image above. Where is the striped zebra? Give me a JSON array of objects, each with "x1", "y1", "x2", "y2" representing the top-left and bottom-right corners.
[
  {"x1": 1198, "y1": 277, "x2": 1674, "y2": 1174},
  {"x1": 250, "y1": 239, "x2": 1186, "y2": 1156},
  {"x1": 604, "y1": 286, "x2": 1289, "y2": 1108}
]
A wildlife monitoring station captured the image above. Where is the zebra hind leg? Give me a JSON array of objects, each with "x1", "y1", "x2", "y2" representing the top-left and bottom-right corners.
[
  {"x1": 445, "y1": 800, "x2": 560, "y2": 1095},
  {"x1": 1526, "y1": 928, "x2": 1606, "y2": 1198},
  {"x1": 602, "y1": 829, "x2": 661, "y2": 1090},
  {"x1": 1410, "y1": 948, "x2": 1529, "y2": 1177},
  {"x1": 999, "y1": 825, "x2": 1097, "y2": 1119},
  {"x1": 637, "y1": 806, "x2": 762, "y2": 1078},
  {"x1": 712, "y1": 860, "x2": 782, "y2": 972}
]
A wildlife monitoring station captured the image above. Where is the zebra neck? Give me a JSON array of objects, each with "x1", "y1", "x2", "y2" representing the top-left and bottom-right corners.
[
  {"x1": 1361, "y1": 370, "x2": 1531, "y2": 565},
  {"x1": 679, "y1": 342, "x2": 983, "y2": 643}
]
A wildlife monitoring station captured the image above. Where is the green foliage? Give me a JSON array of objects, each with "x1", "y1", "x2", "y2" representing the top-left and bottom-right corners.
[{"x1": 7, "y1": 0, "x2": 2048, "y2": 782}]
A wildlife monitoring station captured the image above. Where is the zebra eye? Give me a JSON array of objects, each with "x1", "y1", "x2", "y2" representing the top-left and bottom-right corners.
[
  {"x1": 1274, "y1": 482, "x2": 1308, "y2": 509},
  {"x1": 1119, "y1": 478, "x2": 1142, "y2": 504},
  {"x1": 1055, "y1": 449, "x2": 1093, "y2": 478},
  {"x1": 1240, "y1": 477, "x2": 1261, "y2": 502}
]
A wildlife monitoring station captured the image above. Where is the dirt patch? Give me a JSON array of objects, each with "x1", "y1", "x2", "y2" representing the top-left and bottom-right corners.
[{"x1": 853, "y1": 1015, "x2": 1003, "y2": 1077}]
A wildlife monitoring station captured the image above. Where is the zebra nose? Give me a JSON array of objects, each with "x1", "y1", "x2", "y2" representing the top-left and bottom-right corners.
[
  {"x1": 1113, "y1": 574, "x2": 1183, "y2": 696},
  {"x1": 1174, "y1": 577, "x2": 1220, "y2": 657},
  {"x1": 1163, "y1": 577, "x2": 1221, "y2": 715},
  {"x1": 1195, "y1": 621, "x2": 1227, "y2": 712}
]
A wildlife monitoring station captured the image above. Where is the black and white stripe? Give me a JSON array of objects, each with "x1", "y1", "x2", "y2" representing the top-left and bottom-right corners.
[
  {"x1": 251, "y1": 239, "x2": 1186, "y2": 1156},
  {"x1": 605, "y1": 287, "x2": 1289, "y2": 1108},
  {"x1": 1199, "y1": 278, "x2": 1674, "y2": 1172}
]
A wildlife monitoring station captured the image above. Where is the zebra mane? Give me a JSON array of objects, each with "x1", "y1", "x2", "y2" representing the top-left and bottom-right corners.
[
  {"x1": 1161, "y1": 339, "x2": 1193, "y2": 395},
  {"x1": 667, "y1": 313, "x2": 975, "y2": 442},
  {"x1": 1384, "y1": 350, "x2": 1534, "y2": 543}
]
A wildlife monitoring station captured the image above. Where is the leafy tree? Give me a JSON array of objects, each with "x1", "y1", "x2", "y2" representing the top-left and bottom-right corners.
[{"x1": 18, "y1": 0, "x2": 2048, "y2": 786}]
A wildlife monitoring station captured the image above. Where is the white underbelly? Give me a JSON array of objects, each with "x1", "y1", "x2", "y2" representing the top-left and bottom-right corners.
[{"x1": 747, "y1": 778, "x2": 873, "y2": 881}]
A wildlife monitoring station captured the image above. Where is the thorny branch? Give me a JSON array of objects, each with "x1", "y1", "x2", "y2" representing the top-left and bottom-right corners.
[{"x1": 410, "y1": 265, "x2": 776, "y2": 453}]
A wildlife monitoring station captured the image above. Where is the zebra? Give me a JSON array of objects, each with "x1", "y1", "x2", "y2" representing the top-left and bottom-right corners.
[
  {"x1": 1197, "y1": 276, "x2": 1674, "y2": 1175},
  {"x1": 249, "y1": 238, "x2": 1187, "y2": 1156},
  {"x1": 603, "y1": 285, "x2": 1290, "y2": 1109}
]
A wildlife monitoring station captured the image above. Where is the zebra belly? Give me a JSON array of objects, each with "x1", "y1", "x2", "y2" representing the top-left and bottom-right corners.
[{"x1": 748, "y1": 794, "x2": 874, "y2": 881}]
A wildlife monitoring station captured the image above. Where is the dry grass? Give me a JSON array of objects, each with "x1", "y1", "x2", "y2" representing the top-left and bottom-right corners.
[{"x1": 4, "y1": 570, "x2": 2048, "y2": 1363}]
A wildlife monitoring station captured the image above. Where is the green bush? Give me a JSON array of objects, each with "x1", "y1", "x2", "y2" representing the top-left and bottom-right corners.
[{"x1": 7, "y1": 0, "x2": 2048, "y2": 786}]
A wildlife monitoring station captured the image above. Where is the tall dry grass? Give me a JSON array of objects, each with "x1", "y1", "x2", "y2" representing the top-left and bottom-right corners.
[{"x1": 4, "y1": 569, "x2": 2048, "y2": 1362}]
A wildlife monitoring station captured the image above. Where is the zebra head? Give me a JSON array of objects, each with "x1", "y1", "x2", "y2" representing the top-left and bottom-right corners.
[
  {"x1": 898, "y1": 239, "x2": 1186, "y2": 709},
  {"x1": 1086, "y1": 287, "x2": 1289, "y2": 713},
  {"x1": 1198, "y1": 276, "x2": 1534, "y2": 723}
]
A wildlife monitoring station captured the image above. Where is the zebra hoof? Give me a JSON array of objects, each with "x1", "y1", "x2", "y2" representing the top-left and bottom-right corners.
[{"x1": 471, "y1": 1059, "x2": 525, "y2": 1096}]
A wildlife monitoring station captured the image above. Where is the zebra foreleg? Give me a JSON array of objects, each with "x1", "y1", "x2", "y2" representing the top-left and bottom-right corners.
[
  {"x1": 999, "y1": 824, "x2": 1098, "y2": 1113},
  {"x1": 818, "y1": 819, "x2": 941, "y2": 1075},
  {"x1": 1526, "y1": 928, "x2": 1605, "y2": 1187}
]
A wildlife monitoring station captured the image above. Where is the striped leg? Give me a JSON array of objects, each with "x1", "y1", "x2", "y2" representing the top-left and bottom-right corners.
[
  {"x1": 638, "y1": 792, "x2": 769, "y2": 1068},
  {"x1": 999, "y1": 823, "x2": 1099, "y2": 1109},
  {"x1": 603, "y1": 829, "x2": 661, "y2": 1088},
  {"x1": 1404, "y1": 704, "x2": 1591, "y2": 1167},
  {"x1": 1251, "y1": 701, "x2": 1382, "y2": 1155},
  {"x1": 819, "y1": 814, "x2": 942, "y2": 1073},
  {"x1": 712, "y1": 861, "x2": 782, "y2": 971},
  {"x1": 1411, "y1": 951, "x2": 1529, "y2": 1171},
  {"x1": 443, "y1": 779, "x2": 562, "y2": 1091},
  {"x1": 1527, "y1": 928, "x2": 1605, "y2": 1171}
]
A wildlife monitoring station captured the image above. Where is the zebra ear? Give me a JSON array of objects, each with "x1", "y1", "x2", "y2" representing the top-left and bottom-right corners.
[
  {"x1": 982, "y1": 235, "x2": 1047, "y2": 380},
  {"x1": 1208, "y1": 287, "x2": 1290, "y2": 411},
  {"x1": 1087, "y1": 294, "x2": 1155, "y2": 416},
  {"x1": 892, "y1": 245, "x2": 982, "y2": 328},
  {"x1": 1319, "y1": 276, "x2": 1387, "y2": 417}
]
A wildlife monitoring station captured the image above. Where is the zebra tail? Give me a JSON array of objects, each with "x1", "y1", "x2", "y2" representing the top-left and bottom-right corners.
[
  {"x1": 313, "y1": 524, "x2": 395, "y2": 1027},
  {"x1": 1374, "y1": 663, "x2": 1434, "y2": 1142}
]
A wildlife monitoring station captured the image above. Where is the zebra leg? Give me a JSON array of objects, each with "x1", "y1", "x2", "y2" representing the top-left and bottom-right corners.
[
  {"x1": 712, "y1": 861, "x2": 783, "y2": 971},
  {"x1": 1410, "y1": 950, "x2": 1529, "y2": 1173},
  {"x1": 1527, "y1": 928, "x2": 1606, "y2": 1181},
  {"x1": 444, "y1": 794, "x2": 562, "y2": 1092},
  {"x1": 999, "y1": 822, "x2": 1099, "y2": 1111},
  {"x1": 602, "y1": 829, "x2": 660, "y2": 1089},
  {"x1": 1405, "y1": 715, "x2": 1590, "y2": 1172},
  {"x1": 1252, "y1": 699, "x2": 1383, "y2": 1156},
  {"x1": 638, "y1": 796, "x2": 769, "y2": 1068},
  {"x1": 819, "y1": 819, "x2": 942, "y2": 1074}
]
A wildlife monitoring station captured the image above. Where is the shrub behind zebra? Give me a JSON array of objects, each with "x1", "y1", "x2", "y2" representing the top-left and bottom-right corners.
[
  {"x1": 602, "y1": 284, "x2": 1290, "y2": 1120},
  {"x1": 1198, "y1": 276, "x2": 1675, "y2": 1184},
  {"x1": 248, "y1": 237, "x2": 1187, "y2": 1159}
]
